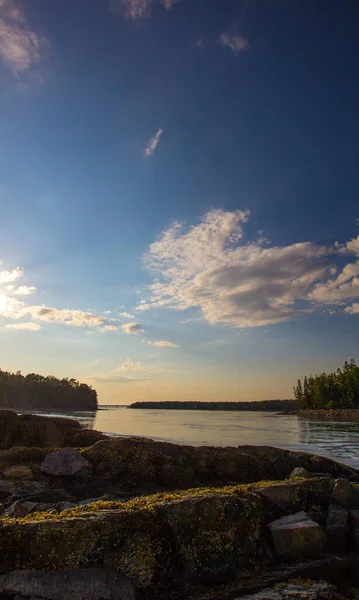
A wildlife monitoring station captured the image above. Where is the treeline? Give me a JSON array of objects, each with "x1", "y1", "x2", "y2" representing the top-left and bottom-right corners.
[
  {"x1": 294, "y1": 360, "x2": 359, "y2": 410},
  {"x1": 129, "y1": 399, "x2": 296, "y2": 411},
  {"x1": 0, "y1": 369, "x2": 98, "y2": 411}
]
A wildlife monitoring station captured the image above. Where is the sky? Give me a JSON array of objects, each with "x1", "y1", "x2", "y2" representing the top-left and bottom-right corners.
[{"x1": 0, "y1": 0, "x2": 359, "y2": 405}]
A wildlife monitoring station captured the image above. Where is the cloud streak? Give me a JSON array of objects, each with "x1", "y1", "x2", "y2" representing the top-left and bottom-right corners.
[
  {"x1": 147, "y1": 340, "x2": 179, "y2": 347},
  {"x1": 5, "y1": 321, "x2": 41, "y2": 331},
  {"x1": 144, "y1": 129, "x2": 163, "y2": 158}
]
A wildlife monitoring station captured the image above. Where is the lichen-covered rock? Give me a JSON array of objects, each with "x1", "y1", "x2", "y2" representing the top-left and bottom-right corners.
[
  {"x1": 0, "y1": 568, "x2": 135, "y2": 600},
  {"x1": 326, "y1": 504, "x2": 348, "y2": 552},
  {"x1": 254, "y1": 477, "x2": 334, "y2": 516},
  {"x1": 269, "y1": 511, "x2": 327, "y2": 558},
  {"x1": 3, "y1": 465, "x2": 33, "y2": 480},
  {"x1": 157, "y1": 491, "x2": 264, "y2": 583},
  {"x1": 72, "y1": 430, "x2": 108, "y2": 448},
  {"x1": 40, "y1": 448, "x2": 92, "y2": 477}
]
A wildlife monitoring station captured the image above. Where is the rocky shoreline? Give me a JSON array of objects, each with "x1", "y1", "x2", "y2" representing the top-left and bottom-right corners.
[
  {"x1": 1, "y1": 411, "x2": 359, "y2": 599},
  {"x1": 297, "y1": 410, "x2": 359, "y2": 421}
]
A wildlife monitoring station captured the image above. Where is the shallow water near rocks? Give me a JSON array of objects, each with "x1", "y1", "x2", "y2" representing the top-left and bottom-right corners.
[{"x1": 23, "y1": 408, "x2": 359, "y2": 470}]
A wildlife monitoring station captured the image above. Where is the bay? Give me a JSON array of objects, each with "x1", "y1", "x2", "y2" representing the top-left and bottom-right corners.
[{"x1": 26, "y1": 407, "x2": 359, "y2": 469}]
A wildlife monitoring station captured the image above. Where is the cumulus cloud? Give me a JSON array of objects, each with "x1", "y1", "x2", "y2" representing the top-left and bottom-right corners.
[
  {"x1": 0, "y1": 0, "x2": 47, "y2": 75},
  {"x1": 147, "y1": 340, "x2": 179, "y2": 347},
  {"x1": 219, "y1": 33, "x2": 249, "y2": 54},
  {"x1": 5, "y1": 321, "x2": 41, "y2": 331},
  {"x1": 144, "y1": 129, "x2": 163, "y2": 158},
  {"x1": 138, "y1": 209, "x2": 339, "y2": 328},
  {"x1": 310, "y1": 235, "x2": 359, "y2": 304},
  {"x1": 0, "y1": 266, "x2": 23, "y2": 283},
  {"x1": 122, "y1": 322, "x2": 144, "y2": 335}
]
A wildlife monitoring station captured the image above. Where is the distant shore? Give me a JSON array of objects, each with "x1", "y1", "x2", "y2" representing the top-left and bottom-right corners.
[
  {"x1": 129, "y1": 399, "x2": 297, "y2": 411},
  {"x1": 297, "y1": 409, "x2": 359, "y2": 421}
]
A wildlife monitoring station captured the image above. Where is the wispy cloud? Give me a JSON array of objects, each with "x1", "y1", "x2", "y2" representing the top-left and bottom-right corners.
[
  {"x1": 0, "y1": 0, "x2": 47, "y2": 75},
  {"x1": 110, "y1": 0, "x2": 179, "y2": 19},
  {"x1": 147, "y1": 340, "x2": 179, "y2": 347},
  {"x1": 144, "y1": 128, "x2": 163, "y2": 158},
  {"x1": 138, "y1": 209, "x2": 359, "y2": 328},
  {"x1": 119, "y1": 311, "x2": 134, "y2": 319},
  {"x1": 122, "y1": 322, "x2": 144, "y2": 335},
  {"x1": 219, "y1": 33, "x2": 249, "y2": 54},
  {"x1": 5, "y1": 321, "x2": 41, "y2": 331},
  {"x1": 86, "y1": 373, "x2": 154, "y2": 384}
]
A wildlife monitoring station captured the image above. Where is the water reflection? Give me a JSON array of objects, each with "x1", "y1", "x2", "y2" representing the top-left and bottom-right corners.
[{"x1": 298, "y1": 417, "x2": 359, "y2": 461}]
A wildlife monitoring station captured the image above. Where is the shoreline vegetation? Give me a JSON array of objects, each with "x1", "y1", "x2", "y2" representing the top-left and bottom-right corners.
[
  {"x1": 0, "y1": 411, "x2": 359, "y2": 599},
  {"x1": 0, "y1": 369, "x2": 98, "y2": 412}
]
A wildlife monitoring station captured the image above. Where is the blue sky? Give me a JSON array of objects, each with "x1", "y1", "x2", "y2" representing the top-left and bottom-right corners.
[{"x1": 0, "y1": 0, "x2": 359, "y2": 404}]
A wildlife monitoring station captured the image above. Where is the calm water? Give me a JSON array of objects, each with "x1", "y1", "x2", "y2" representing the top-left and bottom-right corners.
[{"x1": 28, "y1": 407, "x2": 359, "y2": 469}]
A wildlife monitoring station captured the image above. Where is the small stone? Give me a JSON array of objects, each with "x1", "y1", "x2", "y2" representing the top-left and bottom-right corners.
[
  {"x1": 326, "y1": 504, "x2": 348, "y2": 552},
  {"x1": 40, "y1": 447, "x2": 92, "y2": 477},
  {"x1": 289, "y1": 467, "x2": 311, "y2": 478},
  {"x1": 3, "y1": 465, "x2": 33, "y2": 480},
  {"x1": 269, "y1": 511, "x2": 327, "y2": 558},
  {"x1": 332, "y1": 478, "x2": 359, "y2": 508}
]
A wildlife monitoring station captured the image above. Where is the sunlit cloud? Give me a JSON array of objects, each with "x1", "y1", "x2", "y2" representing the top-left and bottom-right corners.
[
  {"x1": 6, "y1": 284, "x2": 36, "y2": 295},
  {"x1": 101, "y1": 324, "x2": 118, "y2": 332},
  {"x1": 0, "y1": 266, "x2": 23, "y2": 283},
  {"x1": 0, "y1": 0, "x2": 48, "y2": 75},
  {"x1": 5, "y1": 321, "x2": 41, "y2": 331},
  {"x1": 138, "y1": 209, "x2": 359, "y2": 328},
  {"x1": 219, "y1": 32, "x2": 249, "y2": 54},
  {"x1": 122, "y1": 322, "x2": 144, "y2": 334},
  {"x1": 147, "y1": 340, "x2": 179, "y2": 347},
  {"x1": 119, "y1": 311, "x2": 134, "y2": 319},
  {"x1": 144, "y1": 128, "x2": 163, "y2": 158}
]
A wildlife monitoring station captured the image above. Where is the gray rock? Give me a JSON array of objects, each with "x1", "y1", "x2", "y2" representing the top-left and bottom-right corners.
[
  {"x1": 40, "y1": 448, "x2": 92, "y2": 477},
  {"x1": 269, "y1": 511, "x2": 327, "y2": 558},
  {"x1": 332, "y1": 478, "x2": 359, "y2": 508},
  {"x1": 289, "y1": 467, "x2": 311, "y2": 478},
  {"x1": 0, "y1": 568, "x2": 135, "y2": 600},
  {"x1": 6, "y1": 500, "x2": 38, "y2": 517},
  {"x1": 326, "y1": 504, "x2": 348, "y2": 552}
]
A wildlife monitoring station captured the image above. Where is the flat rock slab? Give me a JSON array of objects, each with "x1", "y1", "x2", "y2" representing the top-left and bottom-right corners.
[
  {"x1": 0, "y1": 569, "x2": 135, "y2": 600},
  {"x1": 40, "y1": 448, "x2": 92, "y2": 477},
  {"x1": 269, "y1": 511, "x2": 327, "y2": 558}
]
